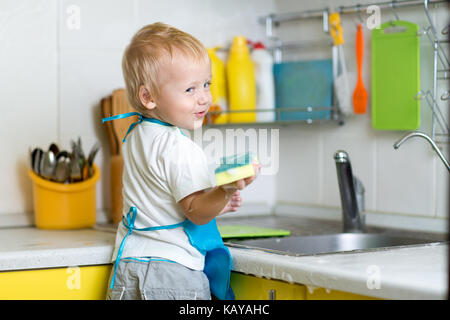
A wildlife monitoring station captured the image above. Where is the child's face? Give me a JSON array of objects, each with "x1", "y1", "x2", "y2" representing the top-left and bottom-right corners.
[{"x1": 151, "y1": 52, "x2": 212, "y2": 130}]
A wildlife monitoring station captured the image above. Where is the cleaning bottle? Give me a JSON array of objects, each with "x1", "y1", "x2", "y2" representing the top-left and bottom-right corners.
[
  {"x1": 251, "y1": 41, "x2": 275, "y2": 123},
  {"x1": 206, "y1": 47, "x2": 228, "y2": 124},
  {"x1": 226, "y1": 36, "x2": 256, "y2": 123}
]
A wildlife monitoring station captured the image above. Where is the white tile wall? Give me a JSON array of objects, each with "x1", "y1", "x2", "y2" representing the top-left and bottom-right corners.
[
  {"x1": 0, "y1": 0, "x2": 448, "y2": 227},
  {"x1": 277, "y1": 126, "x2": 321, "y2": 205},
  {"x1": 375, "y1": 130, "x2": 436, "y2": 216},
  {"x1": 59, "y1": 0, "x2": 138, "y2": 50},
  {"x1": 0, "y1": 0, "x2": 57, "y2": 215}
]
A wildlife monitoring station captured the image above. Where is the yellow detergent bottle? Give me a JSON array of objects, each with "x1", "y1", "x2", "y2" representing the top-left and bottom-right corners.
[
  {"x1": 207, "y1": 47, "x2": 228, "y2": 124},
  {"x1": 226, "y1": 36, "x2": 256, "y2": 123}
]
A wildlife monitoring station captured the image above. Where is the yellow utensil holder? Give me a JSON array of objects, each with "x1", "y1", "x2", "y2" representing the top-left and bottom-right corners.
[{"x1": 28, "y1": 164, "x2": 100, "y2": 230}]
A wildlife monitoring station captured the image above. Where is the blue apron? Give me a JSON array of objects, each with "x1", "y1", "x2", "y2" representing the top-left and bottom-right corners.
[{"x1": 102, "y1": 113, "x2": 234, "y2": 300}]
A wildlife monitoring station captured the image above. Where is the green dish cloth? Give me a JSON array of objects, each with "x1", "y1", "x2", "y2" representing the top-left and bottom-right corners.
[{"x1": 218, "y1": 225, "x2": 291, "y2": 239}]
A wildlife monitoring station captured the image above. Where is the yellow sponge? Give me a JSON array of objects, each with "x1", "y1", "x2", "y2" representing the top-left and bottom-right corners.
[{"x1": 215, "y1": 152, "x2": 258, "y2": 186}]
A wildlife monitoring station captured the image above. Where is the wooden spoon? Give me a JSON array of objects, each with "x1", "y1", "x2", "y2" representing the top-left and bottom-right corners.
[
  {"x1": 111, "y1": 89, "x2": 138, "y2": 155},
  {"x1": 101, "y1": 96, "x2": 119, "y2": 155},
  {"x1": 110, "y1": 154, "x2": 124, "y2": 224}
]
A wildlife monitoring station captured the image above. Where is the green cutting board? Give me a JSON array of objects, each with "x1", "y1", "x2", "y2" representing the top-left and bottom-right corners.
[
  {"x1": 218, "y1": 225, "x2": 291, "y2": 239},
  {"x1": 371, "y1": 21, "x2": 420, "y2": 130}
]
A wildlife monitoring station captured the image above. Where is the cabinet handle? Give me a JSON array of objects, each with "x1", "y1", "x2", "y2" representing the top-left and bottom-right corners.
[{"x1": 268, "y1": 289, "x2": 276, "y2": 300}]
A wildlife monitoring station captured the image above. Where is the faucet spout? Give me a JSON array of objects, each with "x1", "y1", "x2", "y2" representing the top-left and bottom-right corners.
[
  {"x1": 334, "y1": 150, "x2": 366, "y2": 233},
  {"x1": 393, "y1": 131, "x2": 450, "y2": 171}
]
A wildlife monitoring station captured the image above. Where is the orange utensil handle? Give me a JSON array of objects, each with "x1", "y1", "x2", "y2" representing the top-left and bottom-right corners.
[{"x1": 356, "y1": 24, "x2": 364, "y2": 79}]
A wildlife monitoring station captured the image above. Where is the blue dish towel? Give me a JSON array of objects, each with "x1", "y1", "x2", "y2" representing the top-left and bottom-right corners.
[{"x1": 273, "y1": 59, "x2": 333, "y2": 121}]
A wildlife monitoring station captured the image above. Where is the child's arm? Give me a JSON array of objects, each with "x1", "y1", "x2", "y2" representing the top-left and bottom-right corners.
[{"x1": 178, "y1": 163, "x2": 261, "y2": 225}]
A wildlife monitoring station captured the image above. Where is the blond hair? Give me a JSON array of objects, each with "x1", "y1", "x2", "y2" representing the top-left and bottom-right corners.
[{"x1": 122, "y1": 22, "x2": 208, "y2": 113}]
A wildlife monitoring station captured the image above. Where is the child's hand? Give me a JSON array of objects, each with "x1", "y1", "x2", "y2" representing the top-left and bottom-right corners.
[
  {"x1": 221, "y1": 162, "x2": 262, "y2": 192},
  {"x1": 219, "y1": 162, "x2": 262, "y2": 213},
  {"x1": 238, "y1": 161, "x2": 261, "y2": 189},
  {"x1": 219, "y1": 190, "x2": 241, "y2": 215}
]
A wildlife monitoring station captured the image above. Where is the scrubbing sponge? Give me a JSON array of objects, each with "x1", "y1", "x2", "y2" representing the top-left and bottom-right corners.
[{"x1": 215, "y1": 152, "x2": 258, "y2": 186}]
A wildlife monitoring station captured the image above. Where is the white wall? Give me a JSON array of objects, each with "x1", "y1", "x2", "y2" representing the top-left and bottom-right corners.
[
  {"x1": 0, "y1": 0, "x2": 448, "y2": 228},
  {"x1": 0, "y1": 0, "x2": 58, "y2": 225},
  {"x1": 0, "y1": 0, "x2": 276, "y2": 226}
]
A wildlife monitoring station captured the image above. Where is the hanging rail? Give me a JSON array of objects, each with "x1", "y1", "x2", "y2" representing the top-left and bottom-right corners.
[{"x1": 258, "y1": 0, "x2": 447, "y2": 25}]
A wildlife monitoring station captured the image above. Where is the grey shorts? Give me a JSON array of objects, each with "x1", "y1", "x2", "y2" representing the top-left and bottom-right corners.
[{"x1": 106, "y1": 258, "x2": 211, "y2": 300}]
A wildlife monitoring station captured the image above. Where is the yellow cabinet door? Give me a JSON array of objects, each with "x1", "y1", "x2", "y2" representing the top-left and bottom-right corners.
[
  {"x1": 231, "y1": 272, "x2": 379, "y2": 300},
  {"x1": 0, "y1": 264, "x2": 112, "y2": 300},
  {"x1": 230, "y1": 272, "x2": 306, "y2": 300}
]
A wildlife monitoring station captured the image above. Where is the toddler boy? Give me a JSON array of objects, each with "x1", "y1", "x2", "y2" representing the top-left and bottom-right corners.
[{"x1": 105, "y1": 22, "x2": 260, "y2": 300}]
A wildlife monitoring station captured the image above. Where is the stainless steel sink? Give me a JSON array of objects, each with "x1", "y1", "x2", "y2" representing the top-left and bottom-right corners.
[{"x1": 226, "y1": 233, "x2": 444, "y2": 256}]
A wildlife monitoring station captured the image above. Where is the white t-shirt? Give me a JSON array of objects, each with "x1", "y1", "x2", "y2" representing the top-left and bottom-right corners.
[{"x1": 110, "y1": 120, "x2": 214, "y2": 271}]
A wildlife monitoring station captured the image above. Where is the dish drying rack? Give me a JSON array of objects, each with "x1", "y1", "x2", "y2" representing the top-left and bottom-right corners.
[
  {"x1": 207, "y1": 0, "x2": 448, "y2": 130},
  {"x1": 415, "y1": 0, "x2": 449, "y2": 145},
  {"x1": 254, "y1": 0, "x2": 449, "y2": 144}
]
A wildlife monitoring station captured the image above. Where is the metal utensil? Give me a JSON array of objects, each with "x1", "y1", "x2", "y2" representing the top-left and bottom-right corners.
[
  {"x1": 40, "y1": 150, "x2": 56, "y2": 180},
  {"x1": 87, "y1": 142, "x2": 100, "y2": 178},
  {"x1": 54, "y1": 156, "x2": 71, "y2": 183},
  {"x1": 30, "y1": 148, "x2": 44, "y2": 175},
  {"x1": 49, "y1": 143, "x2": 60, "y2": 156},
  {"x1": 35, "y1": 149, "x2": 44, "y2": 175},
  {"x1": 71, "y1": 138, "x2": 86, "y2": 175},
  {"x1": 56, "y1": 150, "x2": 70, "y2": 162},
  {"x1": 30, "y1": 148, "x2": 35, "y2": 169},
  {"x1": 70, "y1": 152, "x2": 82, "y2": 182},
  {"x1": 77, "y1": 137, "x2": 86, "y2": 170},
  {"x1": 77, "y1": 137, "x2": 85, "y2": 160}
]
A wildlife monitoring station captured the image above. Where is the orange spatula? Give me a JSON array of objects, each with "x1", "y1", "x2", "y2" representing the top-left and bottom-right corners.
[{"x1": 353, "y1": 24, "x2": 367, "y2": 114}]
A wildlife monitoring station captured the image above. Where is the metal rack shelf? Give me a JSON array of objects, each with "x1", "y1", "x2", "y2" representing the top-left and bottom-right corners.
[
  {"x1": 258, "y1": 0, "x2": 446, "y2": 25},
  {"x1": 207, "y1": 0, "x2": 448, "y2": 134},
  {"x1": 203, "y1": 107, "x2": 345, "y2": 127},
  {"x1": 256, "y1": 0, "x2": 449, "y2": 145},
  {"x1": 418, "y1": 0, "x2": 450, "y2": 144}
]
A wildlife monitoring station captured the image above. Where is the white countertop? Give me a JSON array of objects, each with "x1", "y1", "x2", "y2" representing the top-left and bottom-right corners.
[
  {"x1": 0, "y1": 227, "x2": 115, "y2": 271},
  {"x1": 228, "y1": 244, "x2": 448, "y2": 300},
  {"x1": 0, "y1": 226, "x2": 447, "y2": 300}
]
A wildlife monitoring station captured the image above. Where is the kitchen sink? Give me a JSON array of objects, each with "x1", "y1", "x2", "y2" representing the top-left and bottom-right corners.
[{"x1": 226, "y1": 233, "x2": 444, "y2": 256}]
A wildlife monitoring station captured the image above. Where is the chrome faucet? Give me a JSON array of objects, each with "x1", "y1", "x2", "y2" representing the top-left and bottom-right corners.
[
  {"x1": 334, "y1": 150, "x2": 366, "y2": 233},
  {"x1": 393, "y1": 131, "x2": 450, "y2": 171}
]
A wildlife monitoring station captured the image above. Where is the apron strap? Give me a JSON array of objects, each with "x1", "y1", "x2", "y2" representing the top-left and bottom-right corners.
[
  {"x1": 102, "y1": 112, "x2": 143, "y2": 143},
  {"x1": 110, "y1": 206, "x2": 186, "y2": 289},
  {"x1": 102, "y1": 112, "x2": 178, "y2": 143}
]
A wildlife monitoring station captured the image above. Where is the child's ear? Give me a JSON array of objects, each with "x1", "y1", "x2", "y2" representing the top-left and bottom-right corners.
[{"x1": 138, "y1": 86, "x2": 156, "y2": 110}]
